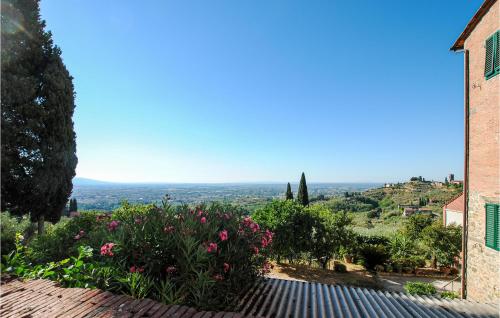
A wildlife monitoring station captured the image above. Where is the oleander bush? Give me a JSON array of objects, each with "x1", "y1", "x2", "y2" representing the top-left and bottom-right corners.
[{"x1": 2, "y1": 201, "x2": 273, "y2": 310}]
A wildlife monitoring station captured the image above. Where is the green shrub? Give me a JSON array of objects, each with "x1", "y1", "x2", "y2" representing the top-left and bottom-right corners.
[
  {"x1": 28, "y1": 212, "x2": 102, "y2": 262},
  {"x1": 334, "y1": 262, "x2": 347, "y2": 273},
  {"x1": 440, "y1": 291, "x2": 458, "y2": 299},
  {"x1": 356, "y1": 244, "x2": 389, "y2": 270},
  {"x1": 1, "y1": 212, "x2": 34, "y2": 255},
  {"x1": 404, "y1": 282, "x2": 437, "y2": 295}
]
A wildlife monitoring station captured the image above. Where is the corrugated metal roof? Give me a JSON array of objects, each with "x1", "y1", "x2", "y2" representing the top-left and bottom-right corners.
[{"x1": 236, "y1": 278, "x2": 500, "y2": 318}]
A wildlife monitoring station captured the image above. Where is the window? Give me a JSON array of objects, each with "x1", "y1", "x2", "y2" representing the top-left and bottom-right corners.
[
  {"x1": 485, "y1": 203, "x2": 500, "y2": 251},
  {"x1": 484, "y1": 31, "x2": 500, "y2": 80}
]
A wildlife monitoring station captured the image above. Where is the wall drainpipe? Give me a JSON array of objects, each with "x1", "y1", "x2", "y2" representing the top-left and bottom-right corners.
[{"x1": 461, "y1": 49, "x2": 470, "y2": 300}]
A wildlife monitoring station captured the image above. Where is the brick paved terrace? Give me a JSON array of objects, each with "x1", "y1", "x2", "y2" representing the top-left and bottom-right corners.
[{"x1": 0, "y1": 277, "x2": 251, "y2": 318}]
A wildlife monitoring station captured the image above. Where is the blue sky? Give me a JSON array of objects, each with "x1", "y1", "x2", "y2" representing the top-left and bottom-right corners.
[{"x1": 40, "y1": 0, "x2": 477, "y2": 183}]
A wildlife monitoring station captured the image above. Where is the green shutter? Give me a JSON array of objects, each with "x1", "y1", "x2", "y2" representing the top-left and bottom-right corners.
[
  {"x1": 495, "y1": 31, "x2": 500, "y2": 73},
  {"x1": 485, "y1": 31, "x2": 500, "y2": 80},
  {"x1": 485, "y1": 203, "x2": 499, "y2": 251}
]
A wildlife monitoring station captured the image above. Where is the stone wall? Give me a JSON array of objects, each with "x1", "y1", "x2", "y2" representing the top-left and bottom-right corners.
[{"x1": 466, "y1": 192, "x2": 500, "y2": 303}]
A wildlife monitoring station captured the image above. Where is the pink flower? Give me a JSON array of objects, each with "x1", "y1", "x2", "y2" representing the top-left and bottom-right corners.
[
  {"x1": 107, "y1": 220, "x2": 120, "y2": 232},
  {"x1": 261, "y1": 236, "x2": 268, "y2": 248},
  {"x1": 130, "y1": 266, "x2": 144, "y2": 273},
  {"x1": 219, "y1": 230, "x2": 228, "y2": 241},
  {"x1": 252, "y1": 246, "x2": 259, "y2": 255},
  {"x1": 265, "y1": 229, "x2": 274, "y2": 242},
  {"x1": 223, "y1": 263, "x2": 230, "y2": 273},
  {"x1": 100, "y1": 243, "x2": 116, "y2": 256},
  {"x1": 197, "y1": 210, "x2": 204, "y2": 217},
  {"x1": 214, "y1": 274, "x2": 224, "y2": 281},
  {"x1": 207, "y1": 242, "x2": 218, "y2": 253},
  {"x1": 250, "y1": 222, "x2": 260, "y2": 233},
  {"x1": 164, "y1": 225, "x2": 175, "y2": 233},
  {"x1": 166, "y1": 266, "x2": 176, "y2": 274},
  {"x1": 200, "y1": 217, "x2": 207, "y2": 224},
  {"x1": 74, "y1": 229, "x2": 85, "y2": 240}
]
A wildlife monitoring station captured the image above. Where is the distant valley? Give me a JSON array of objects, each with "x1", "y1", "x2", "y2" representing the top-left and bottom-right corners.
[{"x1": 72, "y1": 178, "x2": 381, "y2": 211}]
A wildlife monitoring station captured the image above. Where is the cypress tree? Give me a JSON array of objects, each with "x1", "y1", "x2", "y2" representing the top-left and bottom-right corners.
[
  {"x1": 297, "y1": 172, "x2": 309, "y2": 206},
  {"x1": 1, "y1": 0, "x2": 77, "y2": 234},
  {"x1": 285, "y1": 182, "x2": 293, "y2": 200},
  {"x1": 68, "y1": 198, "x2": 77, "y2": 212}
]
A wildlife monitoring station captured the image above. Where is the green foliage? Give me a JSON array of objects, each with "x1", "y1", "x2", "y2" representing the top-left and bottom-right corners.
[
  {"x1": 119, "y1": 272, "x2": 154, "y2": 299},
  {"x1": 297, "y1": 173, "x2": 309, "y2": 206},
  {"x1": 254, "y1": 200, "x2": 354, "y2": 268},
  {"x1": 389, "y1": 234, "x2": 416, "y2": 260},
  {"x1": 421, "y1": 222, "x2": 462, "y2": 267},
  {"x1": 306, "y1": 206, "x2": 353, "y2": 269},
  {"x1": 69, "y1": 198, "x2": 78, "y2": 212},
  {"x1": 404, "y1": 282, "x2": 437, "y2": 296},
  {"x1": 440, "y1": 291, "x2": 459, "y2": 299},
  {"x1": 252, "y1": 200, "x2": 302, "y2": 231},
  {"x1": 404, "y1": 214, "x2": 433, "y2": 240},
  {"x1": 3, "y1": 240, "x2": 97, "y2": 288},
  {"x1": 1, "y1": 212, "x2": 34, "y2": 255},
  {"x1": 325, "y1": 196, "x2": 378, "y2": 213},
  {"x1": 1, "y1": 0, "x2": 77, "y2": 225},
  {"x1": 285, "y1": 183, "x2": 293, "y2": 200},
  {"x1": 356, "y1": 243, "x2": 389, "y2": 270},
  {"x1": 28, "y1": 212, "x2": 102, "y2": 262}
]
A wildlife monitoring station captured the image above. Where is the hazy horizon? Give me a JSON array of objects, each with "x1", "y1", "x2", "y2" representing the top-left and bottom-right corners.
[{"x1": 73, "y1": 176, "x2": 437, "y2": 185}]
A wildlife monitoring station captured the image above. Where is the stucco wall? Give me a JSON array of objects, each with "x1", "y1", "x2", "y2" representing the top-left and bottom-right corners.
[
  {"x1": 445, "y1": 209, "x2": 463, "y2": 226},
  {"x1": 463, "y1": 1, "x2": 500, "y2": 304}
]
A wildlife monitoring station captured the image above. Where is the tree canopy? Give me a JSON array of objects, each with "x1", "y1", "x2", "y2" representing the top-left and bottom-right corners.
[
  {"x1": 297, "y1": 172, "x2": 309, "y2": 206},
  {"x1": 285, "y1": 183, "x2": 293, "y2": 200},
  {"x1": 1, "y1": 0, "x2": 77, "y2": 230}
]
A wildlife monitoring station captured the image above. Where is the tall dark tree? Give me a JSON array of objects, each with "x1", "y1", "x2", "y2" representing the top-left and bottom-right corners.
[
  {"x1": 68, "y1": 198, "x2": 78, "y2": 212},
  {"x1": 1, "y1": 0, "x2": 77, "y2": 234},
  {"x1": 297, "y1": 172, "x2": 309, "y2": 206},
  {"x1": 285, "y1": 182, "x2": 293, "y2": 200}
]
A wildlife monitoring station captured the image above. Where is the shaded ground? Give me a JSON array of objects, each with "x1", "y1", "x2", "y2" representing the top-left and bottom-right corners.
[
  {"x1": 267, "y1": 262, "x2": 458, "y2": 294},
  {"x1": 267, "y1": 262, "x2": 382, "y2": 289}
]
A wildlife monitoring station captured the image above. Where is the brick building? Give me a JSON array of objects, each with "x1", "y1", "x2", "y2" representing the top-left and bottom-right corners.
[{"x1": 451, "y1": 0, "x2": 499, "y2": 303}]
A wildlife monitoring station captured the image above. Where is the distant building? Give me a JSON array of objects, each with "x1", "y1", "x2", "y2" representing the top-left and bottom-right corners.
[
  {"x1": 451, "y1": 0, "x2": 499, "y2": 303},
  {"x1": 449, "y1": 173, "x2": 455, "y2": 182},
  {"x1": 451, "y1": 180, "x2": 464, "y2": 185},
  {"x1": 432, "y1": 181, "x2": 444, "y2": 188},
  {"x1": 443, "y1": 193, "x2": 464, "y2": 226},
  {"x1": 402, "y1": 207, "x2": 417, "y2": 217}
]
